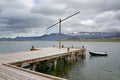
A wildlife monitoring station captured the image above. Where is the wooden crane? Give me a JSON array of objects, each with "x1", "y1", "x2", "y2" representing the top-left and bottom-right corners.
[{"x1": 47, "y1": 12, "x2": 80, "y2": 49}]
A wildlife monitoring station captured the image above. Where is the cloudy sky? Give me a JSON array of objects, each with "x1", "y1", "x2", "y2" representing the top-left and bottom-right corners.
[{"x1": 0, "y1": 0, "x2": 120, "y2": 38}]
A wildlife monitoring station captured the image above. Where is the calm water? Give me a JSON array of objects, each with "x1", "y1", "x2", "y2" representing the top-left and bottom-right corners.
[{"x1": 0, "y1": 41, "x2": 120, "y2": 80}]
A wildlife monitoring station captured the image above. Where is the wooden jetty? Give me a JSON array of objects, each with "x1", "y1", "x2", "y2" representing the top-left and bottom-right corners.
[{"x1": 0, "y1": 47, "x2": 86, "y2": 80}]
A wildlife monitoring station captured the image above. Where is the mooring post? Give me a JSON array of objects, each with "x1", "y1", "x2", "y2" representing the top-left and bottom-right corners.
[
  {"x1": 67, "y1": 47, "x2": 70, "y2": 52},
  {"x1": 62, "y1": 45, "x2": 64, "y2": 48},
  {"x1": 81, "y1": 46, "x2": 86, "y2": 59},
  {"x1": 82, "y1": 46, "x2": 86, "y2": 55},
  {"x1": 53, "y1": 45, "x2": 55, "y2": 47}
]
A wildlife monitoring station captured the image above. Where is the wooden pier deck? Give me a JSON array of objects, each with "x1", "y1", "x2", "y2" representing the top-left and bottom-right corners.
[{"x1": 0, "y1": 47, "x2": 85, "y2": 80}]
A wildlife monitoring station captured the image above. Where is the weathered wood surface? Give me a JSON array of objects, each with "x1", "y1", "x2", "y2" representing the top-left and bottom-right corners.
[
  {"x1": 0, "y1": 47, "x2": 80, "y2": 65},
  {"x1": 0, "y1": 47, "x2": 81, "y2": 80},
  {"x1": 0, "y1": 65, "x2": 52, "y2": 80}
]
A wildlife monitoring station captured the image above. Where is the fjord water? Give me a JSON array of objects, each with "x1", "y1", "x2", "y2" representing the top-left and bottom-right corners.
[{"x1": 0, "y1": 41, "x2": 120, "y2": 80}]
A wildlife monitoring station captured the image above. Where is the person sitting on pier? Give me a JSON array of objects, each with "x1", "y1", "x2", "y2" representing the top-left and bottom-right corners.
[{"x1": 30, "y1": 45, "x2": 35, "y2": 51}]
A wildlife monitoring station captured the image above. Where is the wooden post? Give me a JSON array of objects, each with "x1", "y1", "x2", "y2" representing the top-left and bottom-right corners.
[
  {"x1": 54, "y1": 58, "x2": 57, "y2": 71},
  {"x1": 81, "y1": 46, "x2": 86, "y2": 59},
  {"x1": 72, "y1": 52, "x2": 76, "y2": 62},
  {"x1": 53, "y1": 45, "x2": 55, "y2": 47},
  {"x1": 59, "y1": 19, "x2": 62, "y2": 49},
  {"x1": 67, "y1": 55, "x2": 70, "y2": 65},
  {"x1": 47, "y1": 12, "x2": 80, "y2": 49},
  {"x1": 67, "y1": 47, "x2": 70, "y2": 52},
  {"x1": 32, "y1": 62, "x2": 37, "y2": 71},
  {"x1": 63, "y1": 56, "x2": 66, "y2": 66},
  {"x1": 82, "y1": 46, "x2": 86, "y2": 54},
  {"x1": 67, "y1": 53, "x2": 71, "y2": 65},
  {"x1": 62, "y1": 45, "x2": 64, "y2": 48},
  {"x1": 75, "y1": 52, "x2": 78, "y2": 61},
  {"x1": 71, "y1": 52, "x2": 75, "y2": 64},
  {"x1": 70, "y1": 52, "x2": 73, "y2": 64}
]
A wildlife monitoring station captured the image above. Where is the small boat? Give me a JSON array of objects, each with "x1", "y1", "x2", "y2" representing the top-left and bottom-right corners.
[{"x1": 89, "y1": 51, "x2": 108, "y2": 56}]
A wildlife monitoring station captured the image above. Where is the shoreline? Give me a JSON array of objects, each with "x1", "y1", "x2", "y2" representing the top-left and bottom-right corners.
[{"x1": 0, "y1": 37, "x2": 120, "y2": 42}]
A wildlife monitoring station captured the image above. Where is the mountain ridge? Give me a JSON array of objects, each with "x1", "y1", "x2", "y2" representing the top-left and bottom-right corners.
[{"x1": 0, "y1": 32, "x2": 120, "y2": 41}]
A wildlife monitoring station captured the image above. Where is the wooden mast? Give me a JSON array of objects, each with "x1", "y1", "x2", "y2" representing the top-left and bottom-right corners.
[
  {"x1": 59, "y1": 19, "x2": 62, "y2": 49},
  {"x1": 47, "y1": 12, "x2": 80, "y2": 49}
]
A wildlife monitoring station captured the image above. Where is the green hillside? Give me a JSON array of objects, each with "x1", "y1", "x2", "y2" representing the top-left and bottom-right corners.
[{"x1": 66, "y1": 37, "x2": 120, "y2": 42}]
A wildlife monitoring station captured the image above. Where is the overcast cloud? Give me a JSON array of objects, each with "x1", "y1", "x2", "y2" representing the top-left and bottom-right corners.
[{"x1": 0, "y1": 0, "x2": 120, "y2": 38}]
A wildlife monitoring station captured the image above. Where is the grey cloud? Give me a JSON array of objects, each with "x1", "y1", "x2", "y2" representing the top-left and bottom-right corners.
[
  {"x1": 0, "y1": 0, "x2": 27, "y2": 11},
  {"x1": 0, "y1": 8, "x2": 53, "y2": 32},
  {"x1": 99, "y1": 0, "x2": 120, "y2": 11},
  {"x1": 115, "y1": 11, "x2": 120, "y2": 20},
  {"x1": 30, "y1": 0, "x2": 67, "y2": 16},
  {"x1": 0, "y1": 0, "x2": 120, "y2": 38},
  {"x1": 31, "y1": 5, "x2": 66, "y2": 16},
  {"x1": 0, "y1": 9, "x2": 2, "y2": 13}
]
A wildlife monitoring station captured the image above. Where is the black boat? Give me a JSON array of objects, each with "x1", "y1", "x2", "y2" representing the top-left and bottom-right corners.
[{"x1": 89, "y1": 51, "x2": 108, "y2": 56}]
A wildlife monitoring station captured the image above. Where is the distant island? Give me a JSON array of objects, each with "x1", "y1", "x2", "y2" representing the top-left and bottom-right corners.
[{"x1": 0, "y1": 32, "x2": 120, "y2": 42}]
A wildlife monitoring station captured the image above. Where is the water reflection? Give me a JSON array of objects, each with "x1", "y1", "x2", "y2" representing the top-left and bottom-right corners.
[{"x1": 39, "y1": 57, "x2": 86, "y2": 78}]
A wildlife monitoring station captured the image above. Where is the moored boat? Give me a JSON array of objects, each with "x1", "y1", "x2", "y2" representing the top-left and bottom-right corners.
[{"x1": 89, "y1": 51, "x2": 108, "y2": 56}]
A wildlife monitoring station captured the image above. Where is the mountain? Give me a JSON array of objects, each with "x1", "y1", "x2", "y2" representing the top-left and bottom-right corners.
[
  {"x1": 77, "y1": 32, "x2": 120, "y2": 38},
  {"x1": 0, "y1": 33, "x2": 69, "y2": 41},
  {"x1": 0, "y1": 32, "x2": 120, "y2": 41},
  {"x1": 32, "y1": 33, "x2": 69, "y2": 41}
]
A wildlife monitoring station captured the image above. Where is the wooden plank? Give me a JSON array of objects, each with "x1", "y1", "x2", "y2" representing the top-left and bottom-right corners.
[{"x1": 3, "y1": 63, "x2": 67, "y2": 80}]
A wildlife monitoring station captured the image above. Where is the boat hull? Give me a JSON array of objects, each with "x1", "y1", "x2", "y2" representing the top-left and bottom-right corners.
[{"x1": 89, "y1": 51, "x2": 108, "y2": 56}]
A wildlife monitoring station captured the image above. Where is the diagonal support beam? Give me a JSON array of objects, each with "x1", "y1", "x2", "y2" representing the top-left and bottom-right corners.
[{"x1": 47, "y1": 11, "x2": 80, "y2": 49}]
